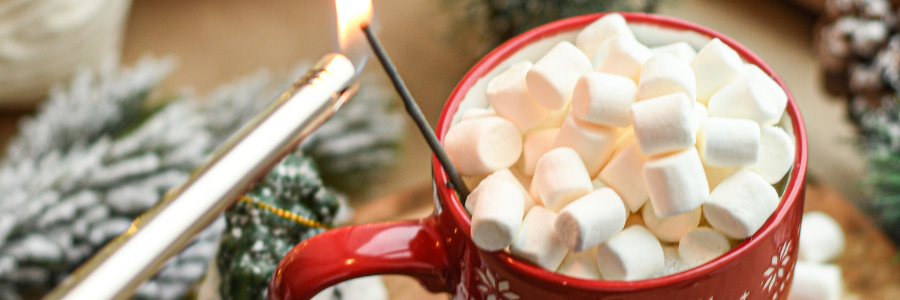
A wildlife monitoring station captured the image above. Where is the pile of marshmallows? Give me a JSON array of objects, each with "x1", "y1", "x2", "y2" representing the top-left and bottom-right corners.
[{"x1": 445, "y1": 13, "x2": 796, "y2": 281}]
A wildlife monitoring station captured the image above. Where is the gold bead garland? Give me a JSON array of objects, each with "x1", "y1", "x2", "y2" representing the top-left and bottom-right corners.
[{"x1": 239, "y1": 196, "x2": 332, "y2": 229}]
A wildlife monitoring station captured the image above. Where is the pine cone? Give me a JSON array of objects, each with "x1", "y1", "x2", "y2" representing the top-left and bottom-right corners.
[{"x1": 817, "y1": 0, "x2": 900, "y2": 245}]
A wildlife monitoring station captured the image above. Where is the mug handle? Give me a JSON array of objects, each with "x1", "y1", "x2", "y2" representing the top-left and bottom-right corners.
[{"x1": 267, "y1": 216, "x2": 451, "y2": 300}]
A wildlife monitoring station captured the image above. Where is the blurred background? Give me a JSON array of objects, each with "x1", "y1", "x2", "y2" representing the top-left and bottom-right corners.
[{"x1": 0, "y1": 0, "x2": 898, "y2": 299}]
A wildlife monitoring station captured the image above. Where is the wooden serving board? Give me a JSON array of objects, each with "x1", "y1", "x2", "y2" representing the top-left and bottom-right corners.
[{"x1": 348, "y1": 183, "x2": 900, "y2": 300}]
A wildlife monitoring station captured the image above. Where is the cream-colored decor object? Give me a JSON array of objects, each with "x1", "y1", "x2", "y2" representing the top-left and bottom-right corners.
[{"x1": 0, "y1": 0, "x2": 132, "y2": 108}]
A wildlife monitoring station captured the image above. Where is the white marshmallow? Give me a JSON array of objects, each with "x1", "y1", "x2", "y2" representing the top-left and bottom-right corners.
[
  {"x1": 576, "y1": 13, "x2": 635, "y2": 57},
  {"x1": 643, "y1": 147, "x2": 709, "y2": 218},
  {"x1": 590, "y1": 38, "x2": 616, "y2": 70},
  {"x1": 641, "y1": 201, "x2": 701, "y2": 243},
  {"x1": 653, "y1": 245, "x2": 690, "y2": 278},
  {"x1": 697, "y1": 117, "x2": 761, "y2": 167},
  {"x1": 631, "y1": 92, "x2": 696, "y2": 156},
  {"x1": 572, "y1": 72, "x2": 637, "y2": 127},
  {"x1": 486, "y1": 61, "x2": 551, "y2": 131},
  {"x1": 445, "y1": 116, "x2": 523, "y2": 176},
  {"x1": 746, "y1": 63, "x2": 789, "y2": 120},
  {"x1": 692, "y1": 102, "x2": 708, "y2": 133},
  {"x1": 596, "y1": 37, "x2": 654, "y2": 82},
  {"x1": 703, "y1": 169, "x2": 779, "y2": 239},
  {"x1": 510, "y1": 206, "x2": 569, "y2": 271},
  {"x1": 466, "y1": 169, "x2": 538, "y2": 214},
  {"x1": 651, "y1": 42, "x2": 697, "y2": 62},
  {"x1": 522, "y1": 128, "x2": 560, "y2": 176},
  {"x1": 556, "y1": 247, "x2": 601, "y2": 280},
  {"x1": 707, "y1": 68, "x2": 789, "y2": 126},
  {"x1": 678, "y1": 227, "x2": 731, "y2": 268},
  {"x1": 596, "y1": 225, "x2": 664, "y2": 280},
  {"x1": 464, "y1": 183, "x2": 482, "y2": 214},
  {"x1": 637, "y1": 53, "x2": 697, "y2": 102},
  {"x1": 533, "y1": 147, "x2": 594, "y2": 211},
  {"x1": 554, "y1": 115, "x2": 619, "y2": 177},
  {"x1": 599, "y1": 141, "x2": 649, "y2": 212},
  {"x1": 703, "y1": 163, "x2": 737, "y2": 191},
  {"x1": 555, "y1": 188, "x2": 628, "y2": 251},
  {"x1": 461, "y1": 107, "x2": 497, "y2": 121},
  {"x1": 527, "y1": 41, "x2": 593, "y2": 110},
  {"x1": 788, "y1": 262, "x2": 843, "y2": 300},
  {"x1": 471, "y1": 179, "x2": 525, "y2": 251},
  {"x1": 748, "y1": 126, "x2": 795, "y2": 184},
  {"x1": 799, "y1": 211, "x2": 845, "y2": 263},
  {"x1": 691, "y1": 38, "x2": 746, "y2": 104}
]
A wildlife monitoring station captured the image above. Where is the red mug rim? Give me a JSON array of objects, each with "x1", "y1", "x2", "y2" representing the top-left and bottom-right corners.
[{"x1": 433, "y1": 12, "x2": 809, "y2": 291}]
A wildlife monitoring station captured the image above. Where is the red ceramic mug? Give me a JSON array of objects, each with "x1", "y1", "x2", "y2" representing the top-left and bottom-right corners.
[{"x1": 269, "y1": 12, "x2": 808, "y2": 300}]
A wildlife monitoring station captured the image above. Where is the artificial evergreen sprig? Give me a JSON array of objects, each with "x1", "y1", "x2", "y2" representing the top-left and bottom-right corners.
[{"x1": 441, "y1": 0, "x2": 660, "y2": 57}]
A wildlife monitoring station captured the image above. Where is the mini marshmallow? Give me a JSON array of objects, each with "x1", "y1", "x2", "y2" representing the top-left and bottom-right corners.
[
  {"x1": 748, "y1": 126, "x2": 795, "y2": 184},
  {"x1": 599, "y1": 141, "x2": 649, "y2": 212},
  {"x1": 697, "y1": 117, "x2": 761, "y2": 167},
  {"x1": 799, "y1": 211, "x2": 845, "y2": 263},
  {"x1": 461, "y1": 107, "x2": 497, "y2": 121},
  {"x1": 522, "y1": 129, "x2": 560, "y2": 176},
  {"x1": 651, "y1": 42, "x2": 697, "y2": 62},
  {"x1": 788, "y1": 262, "x2": 843, "y2": 300},
  {"x1": 590, "y1": 38, "x2": 616, "y2": 69},
  {"x1": 691, "y1": 38, "x2": 746, "y2": 104},
  {"x1": 555, "y1": 188, "x2": 628, "y2": 251},
  {"x1": 471, "y1": 179, "x2": 525, "y2": 251},
  {"x1": 707, "y1": 67, "x2": 789, "y2": 126},
  {"x1": 510, "y1": 206, "x2": 569, "y2": 270},
  {"x1": 643, "y1": 147, "x2": 709, "y2": 218},
  {"x1": 572, "y1": 72, "x2": 637, "y2": 127},
  {"x1": 637, "y1": 53, "x2": 697, "y2": 102},
  {"x1": 487, "y1": 61, "x2": 551, "y2": 131},
  {"x1": 703, "y1": 169, "x2": 779, "y2": 239},
  {"x1": 596, "y1": 37, "x2": 654, "y2": 82},
  {"x1": 556, "y1": 247, "x2": 601, "y2": 280},
  {"x1": 466, "y1": 169, "x2": 538, "y2": 214},
  {"x1": 554, "y1": 115, "x2": 619, "y2": 177},
  {"x1": 641, "y1": 201, "x2": 701, "y2": 243},
  {"x1": 678, "y1": 227, "x2": 731, "y2": 268},
  {"x1": 653, "y1": 245, "x2": 690, "y2": 278},
  {"x1": 631, "y1": 92, "x2": 696, "y2": 156},
  {"x1": 703, "y1": 163, "x2": 737, "y2": 191},
  {"x1": 445, "y1": 116, "x2": 523, "y2": 176},
  {"x1": 533, "y1": 147, "x2": 594, "y2": 211},
  {"x1": 692, "y1": 102, "x2": 708, "y2": 133},
  {"x1": 527, "y1": 41, "x2": 593, "y2": 110},
  {"x1": 746, "y1": 63, "x2": 788, "y2": 119},
  {"x1": 490, "y1": 169, "x2": 538, "y2": 213},
  {"x1": 596, "y1": 225, "x2": 665, "y2": 281},
  {"x1": 464, "y1": 184, "x2": 482, "y2": 214},
  {"x1": 576, "y1": 13, "x2": 635, "y2": 57}
]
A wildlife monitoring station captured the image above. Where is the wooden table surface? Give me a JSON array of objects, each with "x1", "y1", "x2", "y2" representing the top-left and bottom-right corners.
[{"x1": 348, "y1": 183, "x2": 900, "y2": 300}]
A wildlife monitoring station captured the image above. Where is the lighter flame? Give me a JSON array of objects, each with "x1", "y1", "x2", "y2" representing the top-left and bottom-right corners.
[{"x1": 335, "y1": 0, "x2": 372, "y2": 52}]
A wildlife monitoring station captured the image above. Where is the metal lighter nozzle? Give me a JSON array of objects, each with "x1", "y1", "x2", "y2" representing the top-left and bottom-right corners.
[{"x1": 43, "y1": 54, "x2": 359, "y2": 300}]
